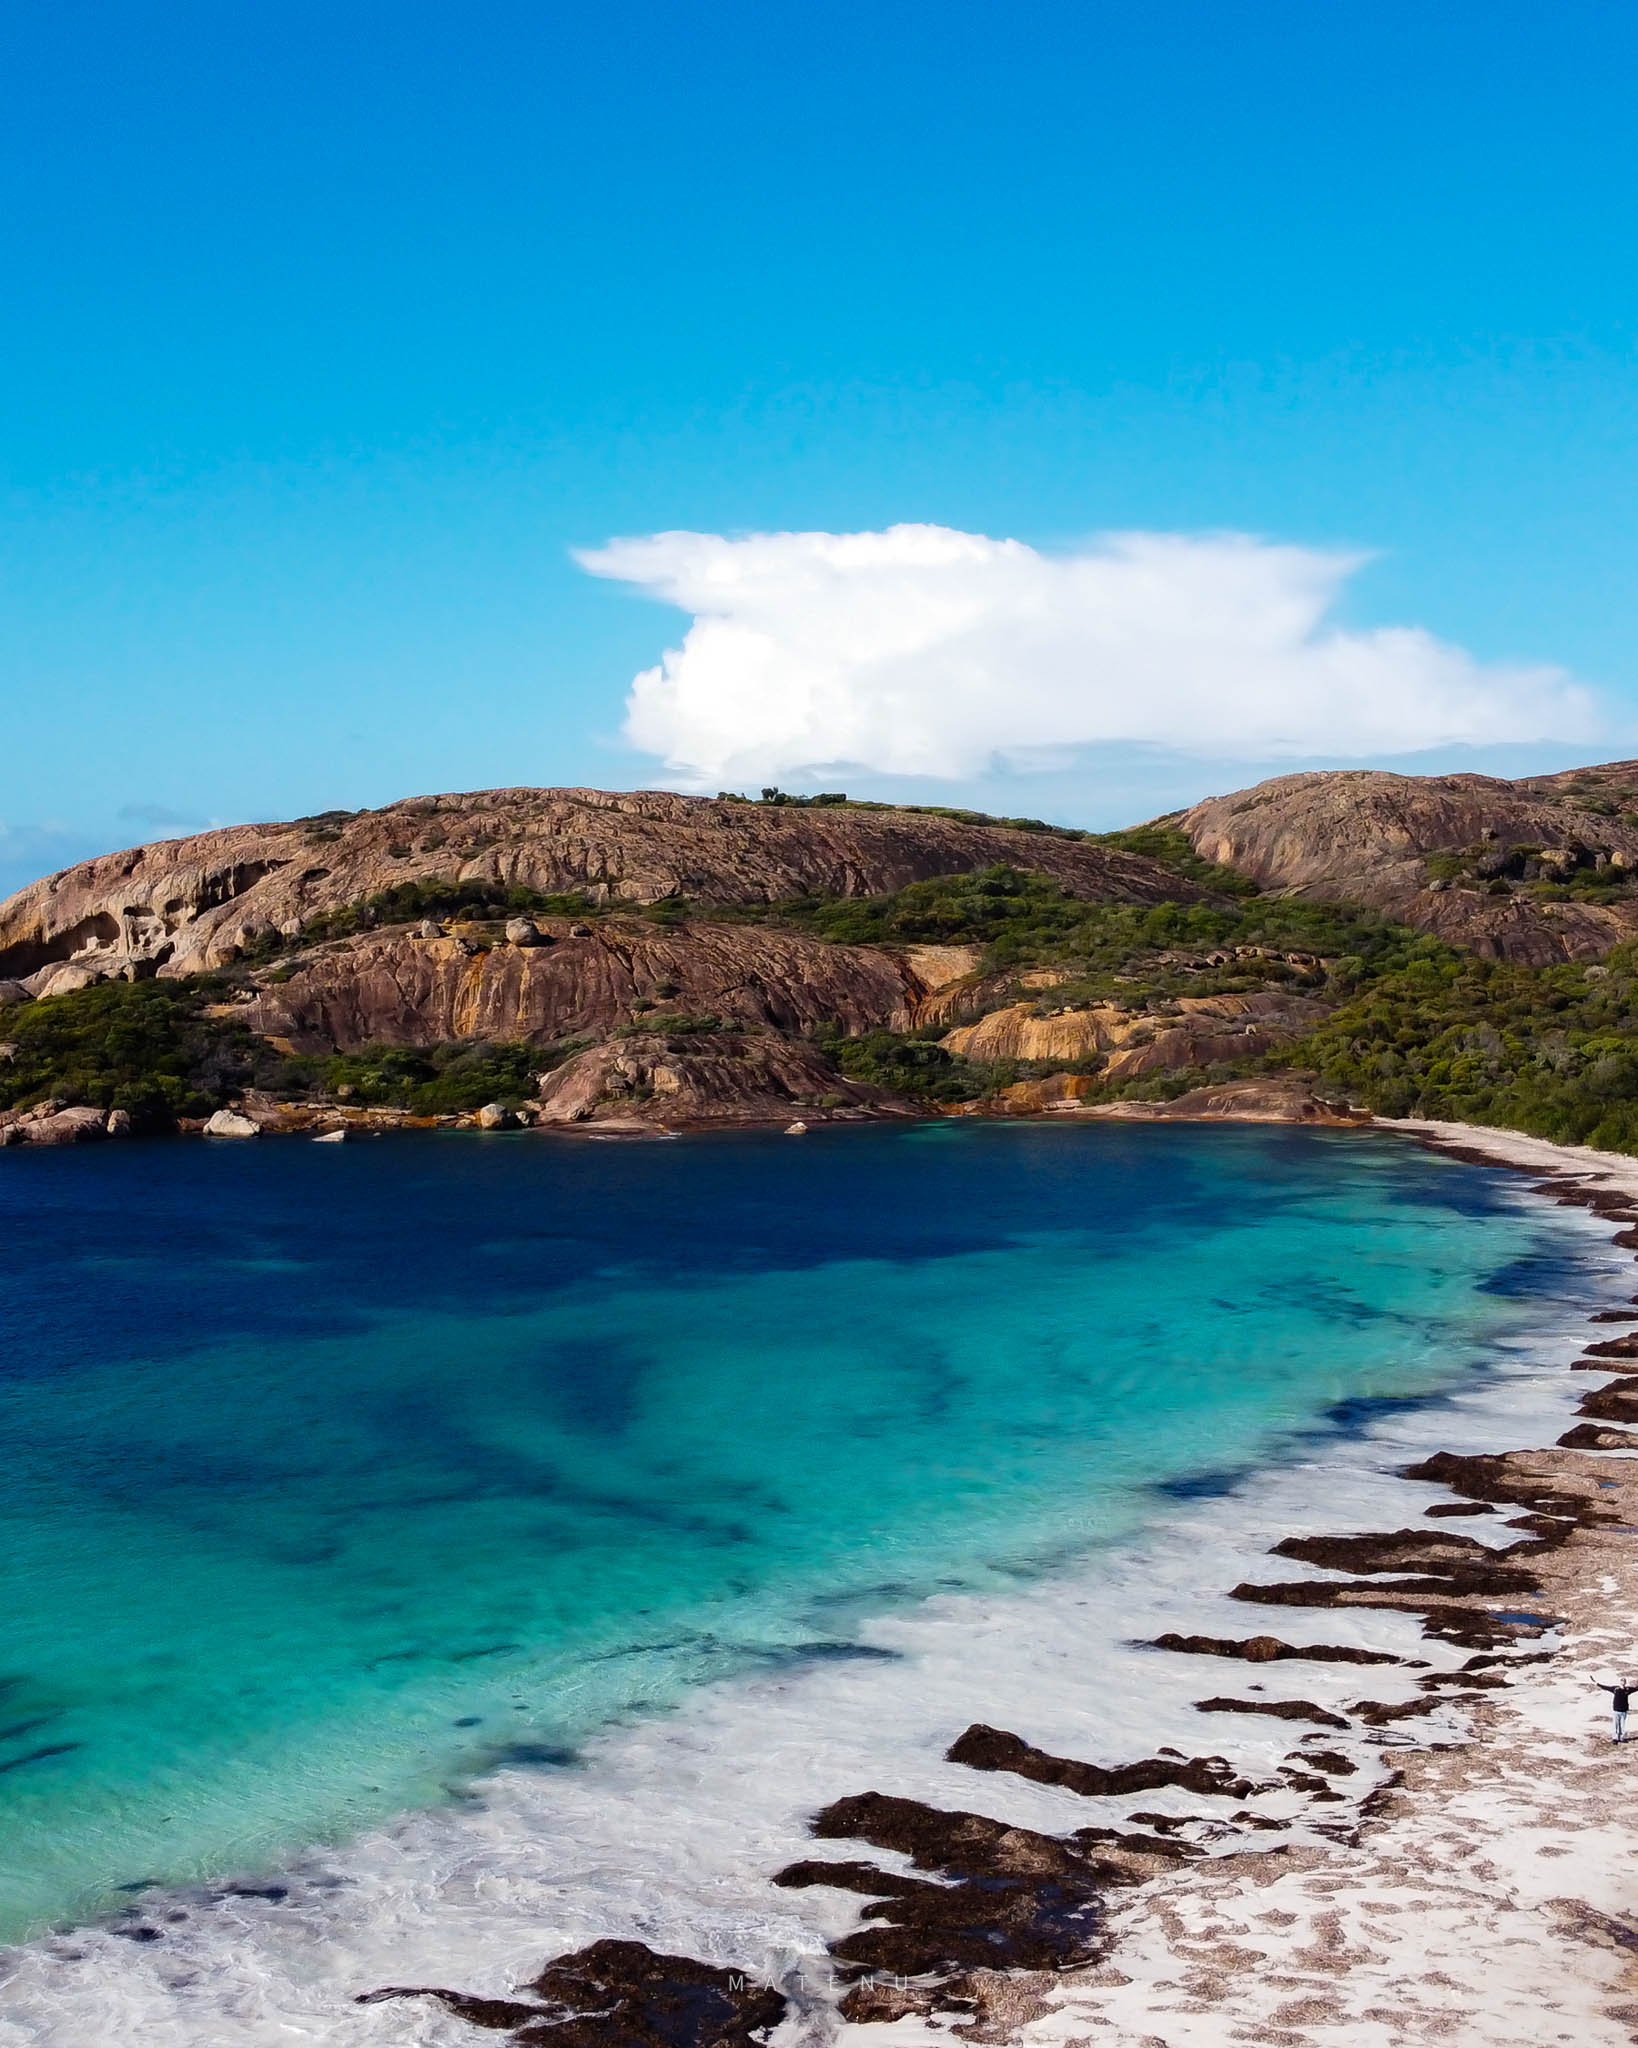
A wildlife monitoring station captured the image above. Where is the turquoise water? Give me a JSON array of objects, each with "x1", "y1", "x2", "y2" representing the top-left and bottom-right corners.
[{"x1": 0, "y1": 1121, "x2": 1596, "y2": 1941}]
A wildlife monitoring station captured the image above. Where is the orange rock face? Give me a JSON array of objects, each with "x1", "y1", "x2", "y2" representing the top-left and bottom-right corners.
[{"x1": 941, "y1": 991, "x2": 1326, "y2": 1074}]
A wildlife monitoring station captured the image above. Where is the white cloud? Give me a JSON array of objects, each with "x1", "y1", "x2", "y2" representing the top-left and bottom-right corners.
[{"x1": 575, "y1": 524, "x2": 1598, "y2": 786}]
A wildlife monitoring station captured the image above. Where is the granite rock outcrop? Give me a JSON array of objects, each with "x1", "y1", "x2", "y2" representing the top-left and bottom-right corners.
[
  {"x1": 0, "y1": 788, "x2": 1199, "y2": 991},
  {"x1": 243, "y1": 917, "x2": 924, "y2": 1053},
  {"x1": 0, "y1": 1102, "x2": 122, "y2": 1145},
  {"x1": 533, "y1": 1030, "x2": 907, "y2": 1127},
  {"x1": 941, "y1": 990, "x2": 1326, "y2": 1077},
  {"x1": 1176, "y1": 761, "x2": 1638, "y2": 963},
  {"x1": 1073, "y1": 1075, "x2": 1369, "y2": 1125}
]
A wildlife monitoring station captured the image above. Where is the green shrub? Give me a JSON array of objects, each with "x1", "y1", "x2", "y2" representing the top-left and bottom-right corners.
[
  {"x1": 240, "y1": 878, "x2": 603, "y2": 960},
  {"x1": 1091, "y1": 824, "x2": 1261, "y2": 896},
  {"x1": 726, "y1": 866, "x2": 1420, "y2": 994},
  {"x1": 317, "y1": 1039, "x2": 551, "y2": 1113},
  {"x1": 1281, "y1": 941, "x2": 1638, "y2": 1150},
  {"x1": 0, "y1": 979, "x2": 267, "y2": 1128},
  {"x1": 818, "y1": 1027, "x2": 991, "y2": 1104}
]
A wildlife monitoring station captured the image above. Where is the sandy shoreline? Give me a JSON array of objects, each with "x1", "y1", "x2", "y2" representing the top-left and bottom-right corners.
[{"x1": 833, "y1": 1118, "x2": 1638, "y2": 2048}]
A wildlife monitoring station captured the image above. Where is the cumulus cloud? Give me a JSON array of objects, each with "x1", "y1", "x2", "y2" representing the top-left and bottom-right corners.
[{"x1": 575, "y1": 524, "x2": 1597, "y2": 786}]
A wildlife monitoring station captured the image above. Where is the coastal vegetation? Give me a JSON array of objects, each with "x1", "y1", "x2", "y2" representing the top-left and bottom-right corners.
[
  {"x1": 810, "y1": 915, "x2": 1638, "y2": 1152},
  {"x1": 0, "y1": 980, "x2": 568, "y2": 1124},
  {"x1": 817, "y1": 1026, "x2": 995, "y2": 1105},
  {"x1": 1289, "y1": 943, "x2": 1638, "y2": 1152},
  {"x1": 719, "y1": 786, "x2": 1096, "y2": 841},
  {"x1": 285, "y1": 1039, "x2": 555, "y2": 1114},
  {"x1": 739, "y1": 863, "x2": 1424, "y2": 991},
  {"x1": 0, "y1": 979, "x2": 273, "y2": 1128}
]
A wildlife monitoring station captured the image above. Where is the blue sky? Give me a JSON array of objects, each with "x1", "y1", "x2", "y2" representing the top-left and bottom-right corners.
[{"x1": 3, "y1": 0, "x2": 1636, "y2": 891}]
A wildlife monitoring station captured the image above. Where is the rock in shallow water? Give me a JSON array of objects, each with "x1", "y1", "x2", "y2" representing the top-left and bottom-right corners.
[
  {"x1": 21, "y1": 1105, "x2": 109, "y2": 1144},
  {"x1": 202, "y1": 1109, "x2": 260, "y2": 1138},
  {"x1": 781, "y1": 1789, "x2": 1119, "y2": 1981},
  {"x1": 1148, "y1": 1630, "x2": 1398, "y2": 1665},
  {"x1": 946, "y1": 1721, "x2": 1265, "y2": 1800},
  {"x1": 358, "y1": 1936, "x2": 786, "y2": 2048}
]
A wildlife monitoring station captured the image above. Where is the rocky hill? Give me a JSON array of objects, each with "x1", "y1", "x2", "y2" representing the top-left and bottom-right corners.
[
  {"x1": 0, "y1": 787, "x2": 1189, "y2": 995},
  {"x1": 0, "y1": 790, "x2": 1222, "y2": 1134},
  {"x1": 8, "y1": 767, "x2": 1638, "y2": 1147},
  {"x1": 1176, "y1": 761, "x2": 1638, "y2": 964}
]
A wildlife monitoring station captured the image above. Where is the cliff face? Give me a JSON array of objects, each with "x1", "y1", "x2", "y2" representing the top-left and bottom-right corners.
[
  {"x1": 0, "y1": 788, "x2": 1197, "y2": 993},
  {"x1": 1176, "y1": 764, "x2": 1638, "y2": 963},
  {"x1": 244, "y1": 917, "x2": 925, "y2": 1054}
]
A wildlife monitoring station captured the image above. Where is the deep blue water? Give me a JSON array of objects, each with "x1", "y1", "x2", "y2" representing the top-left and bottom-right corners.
[{"x1": 0, "y1": 1120, "x2": 1594, "y2": 1939}]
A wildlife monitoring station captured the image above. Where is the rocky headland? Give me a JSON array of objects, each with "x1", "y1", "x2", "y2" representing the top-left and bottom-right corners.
[{"x1": 8, "y1": 763, "x2": 1638, "y2": 1141}]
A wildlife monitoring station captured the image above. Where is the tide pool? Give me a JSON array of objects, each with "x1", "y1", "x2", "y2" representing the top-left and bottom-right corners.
[{"x1": 0, "y1": 1120, "x2": 1602, "y2": 1942}]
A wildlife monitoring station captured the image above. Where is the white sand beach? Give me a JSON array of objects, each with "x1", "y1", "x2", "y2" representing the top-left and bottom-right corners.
[{"x1": 828, "y1": 1120, "x2": 1638, "y2": 2048}]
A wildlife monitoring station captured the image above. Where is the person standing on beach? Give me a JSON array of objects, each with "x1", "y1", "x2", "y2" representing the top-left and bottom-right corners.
[{"x1": 1597, "y1": 1681, "x2": 1633, "y2": 1742}]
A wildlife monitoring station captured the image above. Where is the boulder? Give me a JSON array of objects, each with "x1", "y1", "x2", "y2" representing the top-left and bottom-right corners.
[
  {"x1": 989, "y1": 1072, "x2": 1099, "y2": 1114},
  {"x1": 0, "y1": 980, "x2": 27, "y2": 1007},
  {"x1": 26, "y1": 1105, "x2": 110, "y2": 1144},
  {"x1": 476, "y1": 1101, "x2": 514, "y2": 1129},
  {"x1": 943, "y1": 991, "x2": 1325, "y2": 1073},
  {"x1": 417, "y1": 918, "x2": 446, "y2": 939},
  {"x1": 104, "y1": 1108, "x2": 133, "y2": 1137},
  {"x1": 504, "y1": 918, "x2": 544, "y2": 946},
  {"x1": 24, "y1": 959, "x2": 108, "y2": 1000},
  {"x1": 203, "y1": 1108, "x2": 261, "y2": 1138}
]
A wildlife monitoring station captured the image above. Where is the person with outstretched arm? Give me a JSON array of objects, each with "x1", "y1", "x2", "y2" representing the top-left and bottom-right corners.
[{"x1": 1597, "y1": 1681, "x2": 1633, "y2": 1742}]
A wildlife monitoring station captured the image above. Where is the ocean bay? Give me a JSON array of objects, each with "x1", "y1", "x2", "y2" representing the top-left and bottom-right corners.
[{"x1": 0, "y1": 1122, "x2": 1603, "y2": 1945}]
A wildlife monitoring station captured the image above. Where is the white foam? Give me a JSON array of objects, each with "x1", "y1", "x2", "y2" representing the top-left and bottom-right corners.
[{"x1": 0, "y1": 1190, "x2": 1625, "y2": 2047}]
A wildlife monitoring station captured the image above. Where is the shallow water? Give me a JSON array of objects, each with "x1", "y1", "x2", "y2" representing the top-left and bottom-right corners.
[{"x1": 0, "y1": 1121, "x2": 1608, "y2": 1957}]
